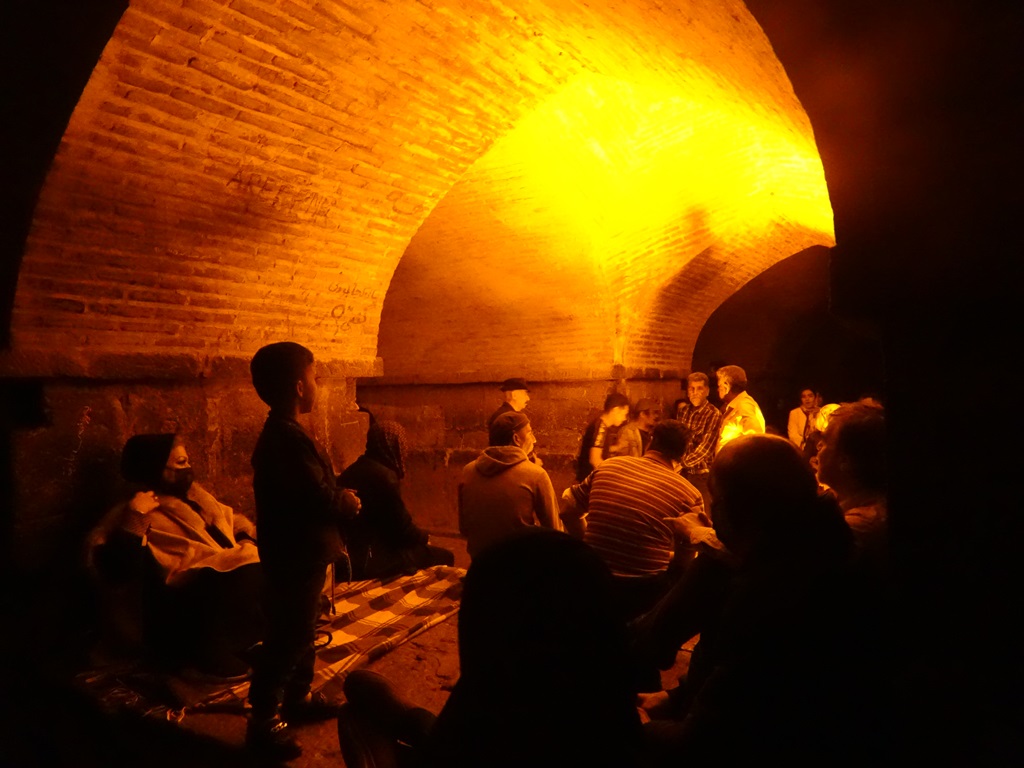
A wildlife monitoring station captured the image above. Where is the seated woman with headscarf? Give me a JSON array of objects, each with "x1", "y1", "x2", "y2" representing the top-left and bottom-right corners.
[
  {"x1": 338, "y1": 420, "x2": 454, "y2": 580},
  {"x1": 88, "y1": 433, "x2": 263, "y2": 678}
]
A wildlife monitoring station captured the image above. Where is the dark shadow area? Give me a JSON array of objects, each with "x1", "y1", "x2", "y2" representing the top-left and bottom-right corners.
[
  {"x1": 0, "y1": 0, "x2": 128, "y2": 348},
  {"x1": 692, "y1": 246, "x2": 884, "y2": 431},
  {"x1": 745, "y1": 1, "x2": 1023, "y2": 761},
  {"x1": 1, "y1": 669, "x2": 268, "y2": 768},
  {"x1": 0, "y1": 543, "x2": 257, "y2": 768}
]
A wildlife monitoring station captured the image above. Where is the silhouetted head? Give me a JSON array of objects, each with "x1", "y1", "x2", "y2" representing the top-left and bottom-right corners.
[
  {"x1": 648, "y1": 419, "x2": 692, "y2": 463},
  {"x1": 817, "y1": 402, "x2": 886, "y2": 503},
  {"x1": 121, "y1": 433, "x2": 194, "y2": 498},
  {"x1": 711, "y1": 434, "x2": 848, "y2": 565},
  {"x1": 434, "y1": 529, "x2": 641, "y2": 766},
  {"x1": 250, "y1": 341, "x2": 316, "y2": 411}
]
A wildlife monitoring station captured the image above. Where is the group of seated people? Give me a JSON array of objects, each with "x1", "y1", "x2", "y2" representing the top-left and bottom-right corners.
[
  {"x1": 86, "y1": 414, "x2": 453, "y2": 680},
  {"x1": 341, "y1": 399, "x2": 890, "y2": 766},
  {"x1": 87, "y1": 356, "x2": 889, "y2": 763}
]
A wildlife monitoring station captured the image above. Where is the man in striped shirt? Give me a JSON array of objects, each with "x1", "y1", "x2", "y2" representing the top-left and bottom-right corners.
[{"x1": 562, "y1": 420, "x2": 705, "y2": 620}]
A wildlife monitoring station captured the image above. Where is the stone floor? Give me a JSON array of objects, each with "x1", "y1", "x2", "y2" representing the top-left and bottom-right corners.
[
  {"x1": 176, "y1": 533, "x2": 467, "y2": 768},
  {"x1": 177, "y1": 605, "x2": 462, "y2": 768},
  {"x1": 1, "y1": 532, "x2": 692, "y2": 768}
]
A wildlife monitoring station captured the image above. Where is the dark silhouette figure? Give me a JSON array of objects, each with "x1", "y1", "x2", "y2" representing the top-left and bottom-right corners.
[{"x1": 340, "y1": 529, "x2": 644, "y2": 768}]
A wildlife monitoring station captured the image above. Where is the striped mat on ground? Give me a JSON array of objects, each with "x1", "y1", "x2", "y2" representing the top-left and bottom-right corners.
[{"x1": 75, "y1": 565, "x2": 465, "y2": 722}]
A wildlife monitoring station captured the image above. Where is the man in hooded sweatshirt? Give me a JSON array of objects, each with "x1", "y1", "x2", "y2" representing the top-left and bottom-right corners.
[{"x1": 458, "y1": 411, "x2": 562, "y2": 560}]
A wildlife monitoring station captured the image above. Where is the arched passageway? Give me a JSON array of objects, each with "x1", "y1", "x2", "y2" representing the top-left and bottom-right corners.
[
  {"x1": 3, "y1": 1, "x2": 1020, "y2": 762},
  {"x1": 4, "y1": 0, "x2": 834, "y2": 559}
]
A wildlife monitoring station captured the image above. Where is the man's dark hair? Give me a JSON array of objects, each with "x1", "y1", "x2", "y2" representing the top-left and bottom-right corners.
[
  {"x1": 717, "y1": 365, "x2": 748, "y2": 394},
  {"x1": 250, "y1": 341, "x2": 314, "y2": 408},
  {"x1": 686, "y1": 372, "x2": 710, "y2": 387},
  {"x1": 489, "y1": 411, "x2": 530, "y2": 447},
  {"x1": 710, "y1": 435, "x2": 847, "y2": 557},
  {"x1": 823, "y1": 402, "x2": 886, "y2": 495},
  {"x1": 602, "y1": 393, "x2": 630, "y2": 412},
  {"x1": 648, "y1": 420, "x2": 691, "y2": 461}
]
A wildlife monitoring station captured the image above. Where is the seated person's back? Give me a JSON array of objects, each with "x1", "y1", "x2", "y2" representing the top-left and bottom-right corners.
[
  {"x1": 426, "y1": 529, "x2": 643, "y2": 767},
  {"x1": 639, "y1": 435, "x2": 874, "y2": 763},
  {"x1": 342, "y1": 529, "x2": 644, "y2": 768},
  {"x1": 458, "y1": 412, "x2": 560, "y2": 559}
]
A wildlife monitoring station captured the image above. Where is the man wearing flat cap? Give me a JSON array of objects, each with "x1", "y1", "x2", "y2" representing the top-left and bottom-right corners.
[
  {"x1": 487, "y1": 377, "x2": 531, "y2": 430},
  {"x1": 459, "y1": 411, "x2": 561, "y2": 559},
  {"x1": 488, "y1": 377, "x2": 542, "y2": 465}
]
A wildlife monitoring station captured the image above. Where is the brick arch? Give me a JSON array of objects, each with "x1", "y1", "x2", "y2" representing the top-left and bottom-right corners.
[
  {"x1": 11, "y1": 0, "x2": 832, "y2": 379},
  {"x1": 377, "y1": 6, "x2": 834, "y2": 381}
]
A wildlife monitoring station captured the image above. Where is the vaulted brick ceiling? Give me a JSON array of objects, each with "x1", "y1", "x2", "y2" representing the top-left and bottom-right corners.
[{"x1": 12, "y1": 0, "x2": 833, "y2": 380}]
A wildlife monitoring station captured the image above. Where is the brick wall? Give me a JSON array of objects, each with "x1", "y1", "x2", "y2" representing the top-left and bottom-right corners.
[
  {"x1": 10, "y1": 0, "x2": 828, "y2": 380},
  {"x1": 4, "y1": 0, "x2": 834, "y2": 569},
  {"x1": 8, "y1": 369, "x2": 365, "y2": 571},
  {"x1": 356, "y1": 378, "x2": 682, "y2": 532}
]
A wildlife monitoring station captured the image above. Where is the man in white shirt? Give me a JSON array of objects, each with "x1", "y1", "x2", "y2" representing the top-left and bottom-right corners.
[
  {"x1": 787, "y1": 387, "x2": 820, "y2": 451},
  {"x1": 715, "y1": 365, "x2": 765, "y2": 454}
]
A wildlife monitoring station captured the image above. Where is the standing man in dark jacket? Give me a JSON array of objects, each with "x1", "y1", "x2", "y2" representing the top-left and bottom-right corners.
[
  {"x1": 487, "y1": 377, "x2": 544, "y2": 466},
  {"x1": 245, "y1": 341, "x2": 361, "y2": 759}
]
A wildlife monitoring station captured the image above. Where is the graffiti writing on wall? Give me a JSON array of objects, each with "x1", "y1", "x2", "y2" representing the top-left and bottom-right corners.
[
  {"x1": 227, "y1": 167, "x2": 334, "y2": 222},
  {"x1": 327, "y1": 282, "x2": 380, "y2": 300},
  {"x1": 330, "y1": 302, "x2": 368, "y2": 336}
]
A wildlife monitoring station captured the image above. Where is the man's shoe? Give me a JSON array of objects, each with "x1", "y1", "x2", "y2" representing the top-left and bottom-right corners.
[
  {"x1": 245, "y1": 715, "x2": 302, "y2": 760},
  {"x1": 281, "y1": 691, "x2": 343, "y2": 724}
]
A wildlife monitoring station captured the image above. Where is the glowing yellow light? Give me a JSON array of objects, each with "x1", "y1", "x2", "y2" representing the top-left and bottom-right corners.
[{"x1": 478, "y1": 70, "x2": 833, "y2": 260}]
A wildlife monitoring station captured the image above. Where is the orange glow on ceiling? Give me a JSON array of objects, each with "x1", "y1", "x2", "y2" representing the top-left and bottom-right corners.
[{"x1": 476, "y1": 71, "x2": 834, "y2": 258}]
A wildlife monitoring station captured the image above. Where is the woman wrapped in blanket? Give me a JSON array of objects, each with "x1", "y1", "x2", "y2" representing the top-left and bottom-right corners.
[{"x1": 88, "y1": 433, "x2": 263, "y2": 679}]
